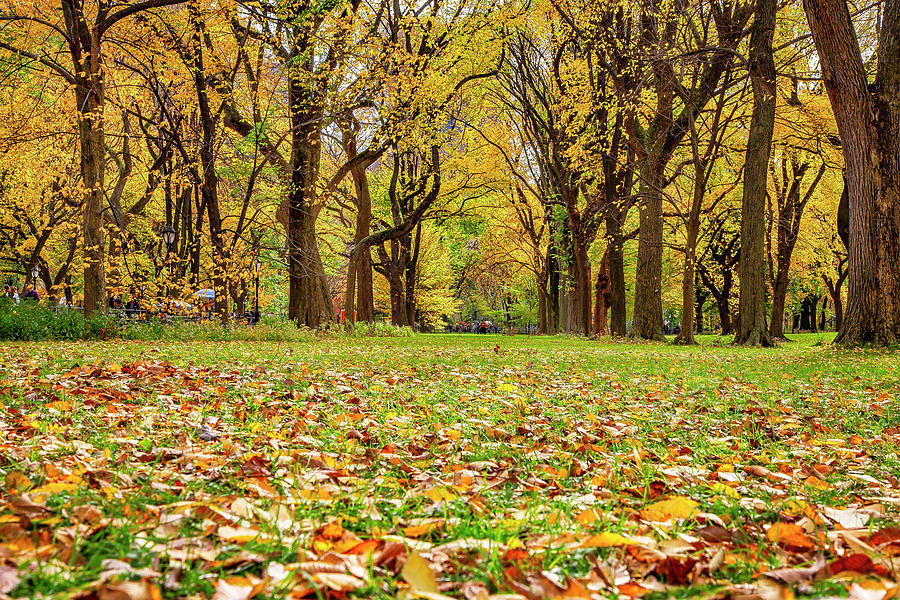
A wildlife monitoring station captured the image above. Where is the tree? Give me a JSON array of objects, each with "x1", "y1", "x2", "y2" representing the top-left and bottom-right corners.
[
  {"x1": 803, "y1": 0, "x2": 900, "y2": 344},
  {"x1": 0, "y1": 0, "x2": 188, "y2": 316},
  {"x1": 735, "y1": 0, "x2": 776, "y2": 346},
  {"x1": 767, "y1": 148, "x2": 826, "y2": 339},
  {"x1": 628, "y1": 0, "x2": 752, "y2": 341},
  {"x1": 672, "y1": 76, "x2": 746, "y2": 345}
]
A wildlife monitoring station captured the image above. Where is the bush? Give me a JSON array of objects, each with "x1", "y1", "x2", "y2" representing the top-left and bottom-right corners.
[
  {"x1": 340, "y1": 321, "x2": 415, "y2": 338},
  {"x1": 0, "y1": 300, "x2": 79, "y2": 341},
  {"x1": 85, "y1": 313, "x2": 122, "y2": 340},
  {"x1": 49, "y1": 306, "x2": 88, "y2": 340},
  {"x1": 0, "y1": 301, "x2": 413, "y2": 342}
]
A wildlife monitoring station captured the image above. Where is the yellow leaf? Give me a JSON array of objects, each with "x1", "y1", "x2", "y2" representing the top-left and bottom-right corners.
[
  {"x1": 441, "y1": 429, "x2": 461, "y2": 442},
  {"x1": 580, "y1": 532, "x2": 639, "y2": 548},
  {"x1": 640, "y1": 496, "x2": 699, "y2": 522},
  {"x1": 315, "y1": 572, "x2": 365, "y2": 592},
  {"x1": 766, "y1": 522, "x2": 816, "y2": 551},
  {"x1": 218, "y1": 526, "x2": 269, "y2": 544},
  {"x1": 403, "y1": 519, "x2": 444, "y2": 538},
  {"x1": 424, "y1": 487, "x2": 455, "y2": 502},
  {"x1": 574, "y1": 508, "x2": 602, "y2": 526},
  {"x1": 30, "y1": 482, "x2": 79, "y2": 496},
  {"x1": 804, "y1": 476, "x2": 830, "y2": 490},
  {"x1": 709, "y1": 483, "x2": 740, "y2": 499},
  {"x1": 402, "y1": 551, "x2": 438, "y2": 593},
  {"x1": 4, "y1": 471, "x2": 31, "y2": 492}
]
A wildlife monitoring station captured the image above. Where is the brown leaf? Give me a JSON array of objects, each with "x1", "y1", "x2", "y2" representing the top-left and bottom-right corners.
[
  {"x1": 211, "y1": 576, "x2": 266, "y2": 600},
  {"x1": 10, "y1": 494, "x2": 51, "y2": 519},
  {"x1": 654, "y1": 556, "x2": 697, "y2": 585},
  {"x1": 763, "y1": 555, "x2": 825, "y2": 583},
  {"x1": 0, "y1": 565, "x2": 20, "y2": 594},
  {"x1": 696, "y1": 525, "x2": 733, "y2": 543},
  {"x1": 829, "y1": 553, "x2": 874, "y2": 575},
  {"x1": 869, "y1": 526, "x2": 900, "y2": 546},
  {"x1": 96, "y1": 580, "x2": 162, "y2": 600},
  {"x1": 461, "y1": 580, "x2": 490, "y2": 600}
]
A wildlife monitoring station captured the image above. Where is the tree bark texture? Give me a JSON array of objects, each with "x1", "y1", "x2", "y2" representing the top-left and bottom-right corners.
[
  {"x1": 736, "y1": 0, "x2": 777, "y2": 347},
  {"x1": 804, "y1": 0, "x2": 900, "y2": 344},
  {"x1": 632, "y1": 160, "x2": 666, "y2": 341},
  {"x1": 287, "y1": 60, "x2": 334, "y2": 328}
]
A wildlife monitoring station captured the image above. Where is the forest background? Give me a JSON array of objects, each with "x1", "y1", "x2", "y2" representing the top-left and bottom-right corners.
[{"x1": 0, "y1": 0, "x2": 893, "y2": 345}]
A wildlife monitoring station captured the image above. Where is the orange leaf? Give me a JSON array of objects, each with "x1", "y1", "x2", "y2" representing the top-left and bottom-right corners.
[{"x1": 766, "y1": 523, "x2": 816, "y2": 552}]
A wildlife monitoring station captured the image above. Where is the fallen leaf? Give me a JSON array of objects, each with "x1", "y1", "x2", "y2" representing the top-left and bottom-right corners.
[
  {"x1": 766, "y1": 522, "x2": 816, "y2": 552},
  {"x1": 580, "y1": 532, "x2": 639, "y2": 548},
  {"x1": 763, "y1": 555, "x2": 825, "y2": 583},
  {"x1": 639, "y1": 496, "x2": 699, "y2": 522},
  {"x1": 402, "y1": 550, "x2": 438, "y2": 593}
]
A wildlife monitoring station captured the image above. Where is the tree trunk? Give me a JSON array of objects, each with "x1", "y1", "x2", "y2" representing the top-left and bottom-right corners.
[
  {"x1": 695, "y1": 293, "x2": 706, "y2": 334},
  {"x1": 67, "y1": 33, "x2": 106, "y2": 318},
  {"x1": 558, "y1": 269, "x2": 569, "y2": 333},
  {"x1": 673, "y1": 246, "x2": 698, "y2": 345},
  {"x1": 538, "y1": 281, "x2": 549, "y2": 334},
  {"x1": 736, "y1": 0, "x2": 776, "y2": 347},
  {"x1": 769, "y1": 259, "x2": 790, "y2": 339},
  {"x1": 675, "y1": 129, "x2": 705, "y2": 346},
  {"x1": 343, "y1": 246, "x2": 359, "y2": 331},
  {"x1": 799, "y1": 295, "x2": 819, "y2": 331},
  {"x1": 593, "y1": 251, "x2": 611, "y2": 337},
  {"x1": 287, "y1": 71, "x2": 333, "y2": 328},
  {"x1": 606, "y1": 224, "x2": 627, "y2": 337},
  {"x1": 405, "y1": 225, "x2": 421, "y2": 329},
  {"x1": 804, "y1": 0, "x2": 900, "y2": 345},
  {"x1": 189, "y1": 6, "x2": 229, "y2": 325},
  {"x1": 389, "y1": 266, "x2": 407, "y2": 327},
  {"x1": 826, "y1": 277, "x2": 845, "y2": 331},
  {"x1": 717, "y1": 294, "x2": 732, "y2": 335},
  {"x1": 631, "y1": 159, "x2": 666, "y2": 341},
  {"x1": 344, "y1": 127, "x2": 375, "y2": 324},
  {"x1": 546, "y1": 238, "x2": 559, "y2": 334},
  {"x1": 569, "y1": 231, "x2": 592, "y2": 336},
  {"x1": 287, "y1": 210, "x2": 333, "y2": 327}
]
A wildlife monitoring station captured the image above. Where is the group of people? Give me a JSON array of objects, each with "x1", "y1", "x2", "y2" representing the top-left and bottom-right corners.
[
  {"x1": 108, "y1": 295, "x2": 146, "y2": 317},
  {"x1": 3, "y1": 284, "x2": 39, "y2": 304},
  {"x1": 446, "y1": 320, "x2": 500, "y2": 334}
]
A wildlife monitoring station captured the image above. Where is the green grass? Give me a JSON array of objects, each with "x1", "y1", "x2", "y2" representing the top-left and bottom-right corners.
[{"x1": 0, "y1": 333, "x2": 897, "y2": 599}]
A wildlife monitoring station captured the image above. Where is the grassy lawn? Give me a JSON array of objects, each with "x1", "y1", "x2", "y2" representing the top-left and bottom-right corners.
[{"x1": 0, "y1": 333, "x2": 899, "y2": 599}]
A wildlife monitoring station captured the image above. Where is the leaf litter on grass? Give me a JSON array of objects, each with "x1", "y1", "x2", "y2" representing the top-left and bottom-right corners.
[{"x1": 0, "y1": 338, "x2": 897, "y2": 599}]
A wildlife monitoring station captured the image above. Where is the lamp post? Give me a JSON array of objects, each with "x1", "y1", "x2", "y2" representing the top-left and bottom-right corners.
[
  {"x1": 161, "y1": 226, "x2": 176, "y2": 297},
  {"x1": 162, "y1": 226, "x2": 176, "y2": 251},
  {"x1": 30, "y1": 266, "x2": 39, "y2": 289},
  {"x1": 254, "y1": 258, "x2": 262, "y2": 323}
]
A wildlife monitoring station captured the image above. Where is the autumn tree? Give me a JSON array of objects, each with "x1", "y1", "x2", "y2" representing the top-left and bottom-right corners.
[
  {"x1": 0, "y1": 0, "x2": 188, "y2": 316},
  {"x1": 628, "y1": 0, "x2": 753, "y2": 341},
  {"x1": 803, "y1": 0, "x2": 900, "y2": 344}
]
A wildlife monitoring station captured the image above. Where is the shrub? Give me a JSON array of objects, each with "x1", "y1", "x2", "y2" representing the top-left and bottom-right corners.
[
  {"x1": 342, "y1": 321, "x2": 414, "y2": 338},
  {"x1": 49, "y1": 307, "x2": 87, "y2": 340},
  {"x1": 0, "y1": 301, "x2": 77, "y2": 341},
  {"x1": 0, "y1": 302, "x2": 414, "y2": 342},
  {"x1": 85, "y1": 313, "x2": 122, "y2": 340}
]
